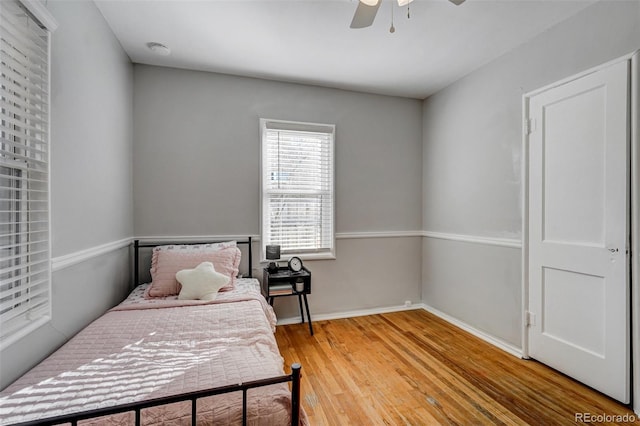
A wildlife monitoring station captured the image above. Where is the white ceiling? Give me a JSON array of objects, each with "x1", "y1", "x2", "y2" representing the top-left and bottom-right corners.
[{"x1": 95, "y1": 0, "x2": 598, "y2": 99}]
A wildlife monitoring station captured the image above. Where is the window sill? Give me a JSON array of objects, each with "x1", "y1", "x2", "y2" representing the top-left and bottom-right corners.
[
  {"x1": 297, "y1": 252, "x2": 336, "y2": 261},
  {"x1": 260, "y1": 252, "x2": 336, "y2": 264}
]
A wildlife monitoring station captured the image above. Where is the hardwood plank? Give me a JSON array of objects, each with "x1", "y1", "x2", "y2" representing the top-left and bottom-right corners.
[{"x1": 276, "y1": 310, "x2": 639, "y2": 425}]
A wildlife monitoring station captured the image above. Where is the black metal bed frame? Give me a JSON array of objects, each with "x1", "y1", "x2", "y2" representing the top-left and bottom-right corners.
[
  {"x1": 11, "y1": 237, "x2": 304, "y2": 426},
  {"x1": 134, "y1": 236, "x2": 254, "y2": 283},
  {"x1": 13, "y1": 364, "x2": 301, "y2": 426}
]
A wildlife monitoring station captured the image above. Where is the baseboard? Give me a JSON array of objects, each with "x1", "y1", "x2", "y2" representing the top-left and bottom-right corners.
[
  {"x1": 421, "y1": 304, "x2": 523, "y2": 358},
  {"x1": 276, "y1": 303, "x2": 523, "y2": 358},
  {"x1": 276, "y1": 303, "x2": 423, "y2": 326}
]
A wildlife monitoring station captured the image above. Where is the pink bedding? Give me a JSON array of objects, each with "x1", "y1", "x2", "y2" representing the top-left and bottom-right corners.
[{"x1": 0, "y1": 279, "x2": 307, "y2": 425}]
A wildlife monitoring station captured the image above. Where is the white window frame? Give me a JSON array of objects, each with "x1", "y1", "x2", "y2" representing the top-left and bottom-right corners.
[
  {"x1": 1, "y1": 0, "x2": 56, "y2": 348},
  {"x1": 260, "y1": 118, "x2": 336, "y2": 261}
]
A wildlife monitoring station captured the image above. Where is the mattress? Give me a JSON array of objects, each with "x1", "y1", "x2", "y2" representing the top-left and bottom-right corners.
[{"x1": 0, "y1": 279, "x2": 307, "y2": 425}]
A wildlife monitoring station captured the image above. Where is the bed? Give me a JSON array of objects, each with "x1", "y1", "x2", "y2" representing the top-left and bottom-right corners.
[{"x1": 0, "y1": 238, "x2": 306, "y2": 426}]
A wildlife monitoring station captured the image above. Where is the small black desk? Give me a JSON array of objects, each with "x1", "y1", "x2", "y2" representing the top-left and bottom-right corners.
[{"x1": 262, "y1": 266, "x2": 313, "y2": 335}]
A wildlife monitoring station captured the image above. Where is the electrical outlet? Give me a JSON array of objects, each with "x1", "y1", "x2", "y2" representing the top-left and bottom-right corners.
[{"x1": 404, "y1": 300, "x2": 411, "y2": 307}]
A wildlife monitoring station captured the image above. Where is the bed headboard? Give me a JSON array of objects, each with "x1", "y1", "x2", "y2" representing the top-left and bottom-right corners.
[{"x1": 133, "y1": 237, "x2": 253, "y2": 286}]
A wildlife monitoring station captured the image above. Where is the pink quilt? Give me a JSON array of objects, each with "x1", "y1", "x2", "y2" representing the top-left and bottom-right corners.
[{"x1": 0, "y1": 279, "x2": 308, "y2": 425}]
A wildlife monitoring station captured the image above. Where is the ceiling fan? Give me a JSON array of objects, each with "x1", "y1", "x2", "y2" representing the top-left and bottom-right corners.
[{"x1": 350, "y1": 0, "x2": 466, "y2": 29}]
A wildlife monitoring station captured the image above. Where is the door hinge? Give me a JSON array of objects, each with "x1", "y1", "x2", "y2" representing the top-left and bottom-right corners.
[
  {"x1": 525, "y1": 118, "x2": 536, "y2": 135},
  {"x1": 525, "y1": 311, "x2": 536, "y2": 327}
]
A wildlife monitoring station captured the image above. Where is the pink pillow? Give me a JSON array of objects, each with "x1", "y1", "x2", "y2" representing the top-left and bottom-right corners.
[
  {"x1": 149, "y1": 241, "x2": 237, "y2": 274},
  {"x1": 146, "y1": 247, "x2": 241, "y2": 298}
]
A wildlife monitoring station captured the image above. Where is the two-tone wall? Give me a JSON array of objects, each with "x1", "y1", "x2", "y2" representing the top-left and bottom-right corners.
[
  {"x1": 3, "y1": 0, "x2": 639, "y2": 394},
  {"x1": 0, "y1": 1, "x2": 133, "y2": 389},
  {"x1": 422, "y1": 0, "x2": 640, "y2": 350},
  {"x1": 132, "y1": 65, "x2": 424, "y2": 319}
]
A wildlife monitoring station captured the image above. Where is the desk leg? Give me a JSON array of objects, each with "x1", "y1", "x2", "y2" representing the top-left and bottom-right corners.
[
  {"x1": 302, "y1": 293, "x2": 313, "y2": 336},
  {"x1": 297, "y1": 294, "x2": 305, "y2": 324}
]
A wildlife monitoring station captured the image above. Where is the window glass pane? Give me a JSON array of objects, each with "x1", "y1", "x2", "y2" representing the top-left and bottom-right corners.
[
  {"x1": 261, "y1": 120, "x2": 334, "y2": 256},
  {"x1": 0, "y1": 0, "x2": 50, "y2": 344}
]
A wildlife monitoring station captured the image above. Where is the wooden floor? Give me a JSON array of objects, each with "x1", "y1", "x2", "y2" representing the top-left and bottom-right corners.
[{"x1": 275, "y1": 309, "x2": 639, "y2": 425}]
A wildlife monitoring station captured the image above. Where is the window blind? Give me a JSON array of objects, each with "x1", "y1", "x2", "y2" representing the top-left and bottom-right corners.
[
  {"x1": 0, "y1": 0, "x2": 51, "y2": 342},
  {"x1": 261, "y1": 119, "x2": 335, "y2": 257}
]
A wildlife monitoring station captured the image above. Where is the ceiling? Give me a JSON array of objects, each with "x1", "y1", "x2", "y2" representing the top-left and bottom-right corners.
[{"x1": 95, "y1": 0, "x2": 598, "y2": 99}]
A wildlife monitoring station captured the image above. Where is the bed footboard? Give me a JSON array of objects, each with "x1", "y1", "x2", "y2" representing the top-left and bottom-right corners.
[{"x1": 12, "y1": 363, "x2": 302, "y2": 426}]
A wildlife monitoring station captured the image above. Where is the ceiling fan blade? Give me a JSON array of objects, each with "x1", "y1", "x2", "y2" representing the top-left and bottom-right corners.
[
  {"x1": 449, "y1": 0, "x2": 465, "y2": 5},
  {"x1": 350, "y1": 0, "x2": 381, "y2": 29}
]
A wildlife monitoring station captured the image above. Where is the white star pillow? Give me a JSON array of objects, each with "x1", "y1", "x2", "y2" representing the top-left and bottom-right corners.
[{"x1": 176, "y1": 262, "x2": 230, "y2": 301}]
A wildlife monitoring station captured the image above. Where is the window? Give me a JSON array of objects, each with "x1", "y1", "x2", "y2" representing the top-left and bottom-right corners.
[
  {"x1": 1, "y1": 0, "x2": 52, "y2": 345},
  {"x1": 261, "y1": 119, "x2": 335, "y2": 259}
]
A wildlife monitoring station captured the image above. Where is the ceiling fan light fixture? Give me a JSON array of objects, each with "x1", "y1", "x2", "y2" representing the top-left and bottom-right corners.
[{"x1": 351, "y1": 0, "x2": 463, "y2": 30}]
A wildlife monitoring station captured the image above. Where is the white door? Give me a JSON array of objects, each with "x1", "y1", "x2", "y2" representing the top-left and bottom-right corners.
[{"x1": 527, "y1": 59, "x2": 630, "y2": 403}]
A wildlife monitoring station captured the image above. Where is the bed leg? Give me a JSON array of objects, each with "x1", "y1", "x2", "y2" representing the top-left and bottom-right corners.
[{"x1": 291, "y1": 363, "x2": 302, "y2": 426}]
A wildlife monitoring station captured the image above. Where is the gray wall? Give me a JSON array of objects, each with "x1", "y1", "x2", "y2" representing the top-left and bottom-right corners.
[
  {"x1": 422, "y1": 0, "x2": 640, "y2": 348},
  {"x1": 5, "y1": 0, "x2": 634, "y2": 392},
  {"x1": 0, "y1": 0, "x2": 134, "y2": 389},
  {"x1": 133, "y1": 65, "x2": 423, "y2": 318}
]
